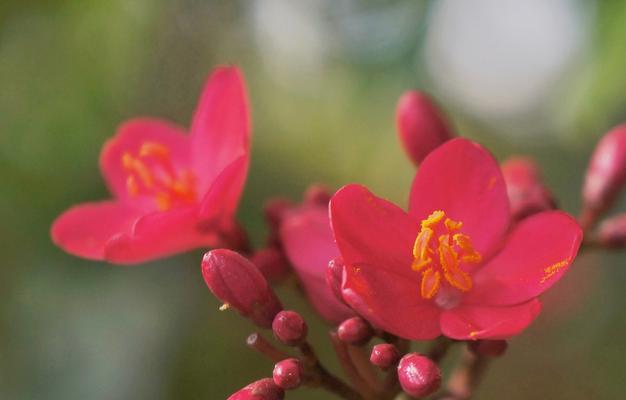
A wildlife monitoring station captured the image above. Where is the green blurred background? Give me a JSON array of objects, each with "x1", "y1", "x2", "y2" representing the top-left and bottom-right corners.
[{"x1": 1, "y1": 0, "x2": 626, "y2": 399}]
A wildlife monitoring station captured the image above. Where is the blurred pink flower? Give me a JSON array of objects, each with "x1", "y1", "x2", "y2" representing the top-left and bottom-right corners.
[
  {"x1": 279, "y1": 188, "x2": 354, "y2": 323},
  {"x1": 330, "y1": 138, "x2": 582, "y2": 340},
  {"x1": 51, "y1": 66, "x2": 250, "y2": 264}
]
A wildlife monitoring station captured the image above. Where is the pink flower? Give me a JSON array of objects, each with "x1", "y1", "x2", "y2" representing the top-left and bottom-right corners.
[
  {"x1": 51, "y1": 66, "x2": 250, "y2": 264},
  {"x1": 330, "y1": 138, "x2": 582, "y2": 340},
  {"x1": 278, "y1": 188, "x2": 354, "y2": 323}
]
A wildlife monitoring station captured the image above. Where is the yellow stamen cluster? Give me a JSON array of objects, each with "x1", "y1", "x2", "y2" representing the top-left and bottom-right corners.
[
  {"x1": 412, "y1": 210, "x2": 482, "y2": 299},
  {"x1": 122, "y1": 141, "x2": 197, "y2": 210}
]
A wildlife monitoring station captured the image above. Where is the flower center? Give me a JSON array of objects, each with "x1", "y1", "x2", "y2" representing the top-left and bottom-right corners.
[
  {"x1": 411, "y1": 210, "x2": 482, "y2": 299},
  {"x1": 121, "y1": 141, "x2": 197, "y2": 211}
]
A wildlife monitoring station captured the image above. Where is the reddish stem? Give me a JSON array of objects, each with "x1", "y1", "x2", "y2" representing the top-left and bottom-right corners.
[{"x1": 247, "y1": 332, "x2": 293, "y2": 362}]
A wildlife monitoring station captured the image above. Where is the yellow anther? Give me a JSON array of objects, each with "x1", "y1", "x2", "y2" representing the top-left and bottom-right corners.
[
  {"x1": 445, "y1": 218, "x2": 463, "y2": 231},
  {"x1": 139, "y1": 141, "x2": 170, "y2": 159},
  {"x1": 412, "y1": 210, "x2": 482, "y2": 299},
  {"x1": 413, "y1": 228, "x2": 434, "y2": 259},
  {"x1": 420, "y1": 268, "x2": 441, "y2": 299},
  {"x1": 443, "y1": 265, "x2": 472, "y2": 292},
  {"x1": 126, "y1": 175, "x2": 140, "y2": 197},
  {"x1": 438, "y1": 236, "x2": 459, "y2": 273},
  {"x1": 421, "y1": 210, "x2": 445, "y2": 229},
  {"x1": 155, "y1": 192, "x2": 172, "y2": 211},
  {"x1": 122, "y1": 152, "x2": 134, "y2": 170},
  {"x1": 453, "y1": 234, "x2": 482, "y2": 264},
  {"x1": 411, "y1": 256, "x2": 432, "y2": 271}
]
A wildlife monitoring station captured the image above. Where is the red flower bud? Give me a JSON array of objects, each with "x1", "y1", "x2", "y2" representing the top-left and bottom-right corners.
[
  {"x1": 583, "y1": 124, "x2": 626, "y2": 219},
  {"x1": 251, "y1": 248, "x2": 291, "y2": 282},
  {"x1": 397, "y1": 353, "x2": 441, "y2": 398},
  {"x1": 396, "y1": 90, "x2": 453, "y2": 166},
  {"x1": 272, "y1": 310, "x2": 308, "y2": 346},
  {"x1": 597, "y1": 214, "x2": 626, "y2": 248},
  {"x1": 370, "y1": 343, "x2": 400, "y2": 370},
  {"x1": 272, "y1": 358, "x2": 304, "y2": 390},
  {"x1": 304, "y1": 184, "x2": 331, "y2": 206},
  {"x1": 326, "y1": 257, "x2": 345, "y2": 304},
  {"x1": 468, "y1": 340, "x2": 508, "y2": 358},
  {"x1": 228, "y1": 378, "x2": 285, "y2": 400},
  {"x1": 202, "y1": 249, "x2": 283, "y2": 328},
  {"x1": 337, "y1": 316, "x2": 374, "y2": 345},
  {"x1": 501, "y1": 157, "x2": 555, "y2": 221}
]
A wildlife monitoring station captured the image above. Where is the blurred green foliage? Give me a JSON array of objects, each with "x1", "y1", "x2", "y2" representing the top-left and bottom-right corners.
[{"x1": 1, "y1": 1, "x2": 625, "y2": 399}]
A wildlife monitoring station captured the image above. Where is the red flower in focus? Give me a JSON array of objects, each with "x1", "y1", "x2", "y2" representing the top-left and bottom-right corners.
[
  {"x1": 51, "y1": 66, "x2": 250, "y2": 264},
  {"x1": 279, "y1": 189, "x2": 354, "y2": 323},
  {"x1": 330, "y1": 139, "x2": 582, "y2": 340}
]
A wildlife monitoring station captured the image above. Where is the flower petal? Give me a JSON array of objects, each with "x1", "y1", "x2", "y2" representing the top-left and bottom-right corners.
[
  {"x1": 409, "y1": 138, "x2": 510, "y2": 258},
  {"x1": 104, "y1": 206, "x2": 217, "y2": 264},
  {"x1": 190, "y1": 66, "x2": 250, "y2": 193},
  {"x1": 440, "y1": 299, "x2": 541, "y2": 340},
  {"x1": 280, "y1": 206, "x2": 354, "y2": 323},
  {"x1": 465, "y1": 211, "x2": 582, "y2": 306},
  {"x1": 330, "y1": 184, "x2": 419, "y2": 280},
  {"x1": 51, "y1": 201, "x2": 142, "y2": 260},
  {"x1": 342, "y1": 265, "x2": 442, "y2": 340},
  {"x1": 197, "y1": 155, "x2": 248, "y2": 223},
  {"x1": 100, "y1": 118, "x2": 190, "y2": 206}
]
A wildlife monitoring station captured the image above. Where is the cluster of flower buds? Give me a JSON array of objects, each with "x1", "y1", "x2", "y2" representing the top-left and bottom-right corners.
[{"x1": 202, "y1": 246, "x2": 449, "y2": 399}]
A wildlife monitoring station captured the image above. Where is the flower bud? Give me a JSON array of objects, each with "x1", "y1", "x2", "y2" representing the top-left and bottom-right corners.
[
  {"x1": 326, "y1": 257, "x2": 345, "y2": 304},
  {"x1": 583, "y1": 124, "x2": 626, "y2": 218},
  {"x1": 501, "y1": 157, "x2": 555, "y2": 221},
  {"x1": 251, "y1": 248, "x2": 291, "y2": 282},
  {"x1": 397, "y1": 353, "x2": 441, "y2": 398},
  {"x1": 396, "y1": 90, "x2": 453, "y2": 166},
  {"x1": 228, "y1": 378, "x2": 285, "y2": 400},
  {"x1": 337, "y1": 316, "x2": 374, "y2": 345},
  {"x1": 272, "y1": 358, "x2": 304, "y2": 390},
  {"x1": 272, "y1": 310, "x2": 308, "y2": 346},
  {"x1": 370, "y1": 343, "x2": 400, "y2": 370},
  {"x1": 468, "y1": 340, "x2": 508, "y2": 358},
  {"x1": 304, "y1": 184, "x2": 331, "y2": 206},
  {"x1": 202, "y1": 249, "x2": 283, "y2": 328},
  {"x1": 597, "y1": 214, "x2": 626, "y2": 248}
]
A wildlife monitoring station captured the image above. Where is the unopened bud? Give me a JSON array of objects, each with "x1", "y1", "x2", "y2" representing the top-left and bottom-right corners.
[
  {"x1": 304, "y1": 184, "x2": 332, "y2": 206},
  {"x1": 228, "y1": 378, "x2": 285, "y2": 400},
  {"x1": 397, "y1": 353, "x2": 441, "y2": 398},
  {"x1": 272, "y1": 310, "x2": 308, "y2": 346},
  {"x1": 273, "y1": 358, "x2": 303, "y2": 390},
  {"x1": 337, "y1": 316, "x2": 374, "y2": 345},
  {"x1": 202, "y1": 249, "x2": 283, "y2": 328},
  {"x1": 468, "y1": 340, "x2": 508, "y2": 358},
  {"x1": 251, "y1": 248, "x2": 291, "y2": 282},
  {"x1": 501, "y1": 157, "x2": 555, "y2": 221},
  {"x1": 326, "y1": 257, "x2": 345, "y2": 304},
  {"x1": 370, "y1": 343, "x2": 400, "y2": 370},
  {"x1": 597, "y1": 214, "x2": 626, "y2": 248},
  {"x1": 396, "y1": 90, "x2": 453, "y2": 166},
  {"x1": 583, "y1": 124, "x2": 626, "y2": 220}
]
